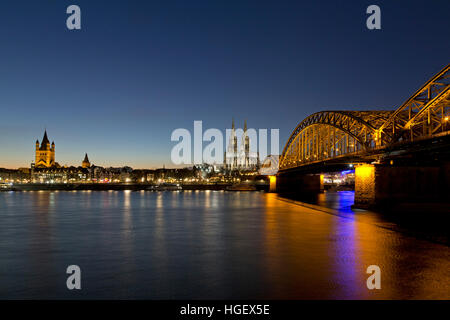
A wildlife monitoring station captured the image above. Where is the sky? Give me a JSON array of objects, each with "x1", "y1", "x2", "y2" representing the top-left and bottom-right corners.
[{"x1": 0, "y1": 0, "x2": 449, "y2": 168}]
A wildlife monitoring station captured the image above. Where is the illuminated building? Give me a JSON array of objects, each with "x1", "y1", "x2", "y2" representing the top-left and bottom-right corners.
[
  {"x1": 82, "y1": 153, "x2": 91, "y2": 168},
  {"x1": 35, "y1": 130, "x2": 57, "y2": 168},
  {"x1": 224, "y1": 119, "x2": 259, "y2": 171}
]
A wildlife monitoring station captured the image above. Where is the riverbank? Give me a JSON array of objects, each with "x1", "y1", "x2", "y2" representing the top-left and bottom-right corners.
[{"x1": 7, "y1": 183, "x2": 269, "y2": 192}]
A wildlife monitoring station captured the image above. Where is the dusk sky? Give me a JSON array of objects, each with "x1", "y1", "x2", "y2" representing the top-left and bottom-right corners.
[{"x1": 0, "y1": 0, "x2": 449, "y2": 168}]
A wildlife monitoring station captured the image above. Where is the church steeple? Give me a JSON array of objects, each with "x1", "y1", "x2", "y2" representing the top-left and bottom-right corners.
[
  {"x1": 82, "y1": 153, "x2": 91, "y2": 168},
  {"x1": 41, "y1": 130, "x2": 50, "y2": 147}
]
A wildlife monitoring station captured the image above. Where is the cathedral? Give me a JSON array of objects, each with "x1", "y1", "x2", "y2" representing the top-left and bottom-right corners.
[
  {"x1": 224, "y1": 119, "x2": 259, "y2": 171},
  {"x1": 35, "y1": 130, "x2": 57, "y2": 168}
]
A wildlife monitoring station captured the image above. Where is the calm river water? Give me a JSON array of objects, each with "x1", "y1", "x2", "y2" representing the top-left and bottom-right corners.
[{"x1": 0, "y1": 190, "x2": 448, "y2": 299}]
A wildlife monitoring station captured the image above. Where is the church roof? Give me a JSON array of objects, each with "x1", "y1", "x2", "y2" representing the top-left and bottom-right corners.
[
  {"x1": 83, "y1": 153, "x2": 90, "y2": 163},
  {"x1": 39, "y1": 130, "x2": 51, "y2": 150},
  {"x1": 42, "y1": 130, "x2": 49, "y2": 144}
]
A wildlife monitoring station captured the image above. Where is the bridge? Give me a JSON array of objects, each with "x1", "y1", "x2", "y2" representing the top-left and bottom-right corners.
[{"x1": 277, "y1": 65, "x2": 450, "y2": 207}]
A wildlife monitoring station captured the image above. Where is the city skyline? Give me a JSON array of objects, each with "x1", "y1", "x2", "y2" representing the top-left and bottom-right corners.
[
  {"x1": 3, "y1": 120, "x2": 264, "y2": 170},
  {"x1": 1, "y1": 0, "x2": 449, "y2": 168}
]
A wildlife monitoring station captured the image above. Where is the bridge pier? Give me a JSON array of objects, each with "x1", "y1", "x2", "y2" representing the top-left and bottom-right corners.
[
  {"x1": 269, "y1": 175, "x2": 277, "y2": 192},
  {"x1": 354, "y1": 164, "x2": 376, "y2": 208},
  {"x1": 354, "y1": 163, "x2": 450, "y2": 208},
  {"x1": 276, "y1": 171, "x2": 323, "y2": 195}
]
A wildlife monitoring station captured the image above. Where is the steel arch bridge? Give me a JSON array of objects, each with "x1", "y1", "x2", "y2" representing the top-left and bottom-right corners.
[{"x1": 279, "y1": 65, "x2": 450, "y2": 171}]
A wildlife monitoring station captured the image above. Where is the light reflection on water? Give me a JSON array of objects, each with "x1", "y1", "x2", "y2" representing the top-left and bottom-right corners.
[
  {"x1": 0, "y1": 191, "x2": 448, "y2": 299},
  {"x1": 317, "y1": 190, "x2": 356, "y2": 213}
]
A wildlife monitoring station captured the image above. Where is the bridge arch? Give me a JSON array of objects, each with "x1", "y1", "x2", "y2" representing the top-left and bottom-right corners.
[
  {"x1": 378, "y1": 64, "x2": 450, "y2": 143},
  {"x1": 279, "y1": 65, "x2": 450, "y2": 171},
  {"x1": 279, "y1": 111, "x2": 392, "y2": 170}
]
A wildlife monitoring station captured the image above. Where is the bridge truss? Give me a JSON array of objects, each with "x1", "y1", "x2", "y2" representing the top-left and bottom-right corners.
[{"x1": 280, "y1": 65, "x2": 450, "y2": 171}]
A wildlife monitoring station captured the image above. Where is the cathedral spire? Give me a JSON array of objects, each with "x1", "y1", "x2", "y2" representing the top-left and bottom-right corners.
[
  {"x1": 232, "y1": 118, "x2": 235, "y2": 129},
  {"x1": 244, "y1": 119, "x2": 247, "y2": 132}
]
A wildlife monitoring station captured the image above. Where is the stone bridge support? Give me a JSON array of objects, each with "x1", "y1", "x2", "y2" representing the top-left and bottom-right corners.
[
  {"x1": 276, "y1": 171, "x2": 323, "y2": 195},
  {"x1": 354, "y1": 163, "x2": 450, "y2": 208}
]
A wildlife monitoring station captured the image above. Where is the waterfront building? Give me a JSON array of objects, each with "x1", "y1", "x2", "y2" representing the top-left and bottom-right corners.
[
  {"x1": 35, "y1": 130, "x2": 57, "y2": 168},
  {"x1": 32, "y1": 166, "x2": 88, "y2": 183},
  {"x1": 0, "y1": 168, "x2": 30, "y2": 183}
]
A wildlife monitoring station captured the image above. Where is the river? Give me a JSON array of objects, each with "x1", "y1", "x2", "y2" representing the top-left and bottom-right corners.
[{"x1": 0, "y1": 190, "x2": 448, "y2": 299}]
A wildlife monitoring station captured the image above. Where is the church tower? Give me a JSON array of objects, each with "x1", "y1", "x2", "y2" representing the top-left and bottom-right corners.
[
  {"x1": 35, "y1": 130, "x2": 55, "y2": 168},
  {"x1": 232, "y1": 118, "x2": 238, "y2": 168},
  {"x1": 82, "y1": 153, "x2": 91, "y2": 168},
  {"x1": 224, "y1": 118, "x2": 239, "y2": 170}
]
